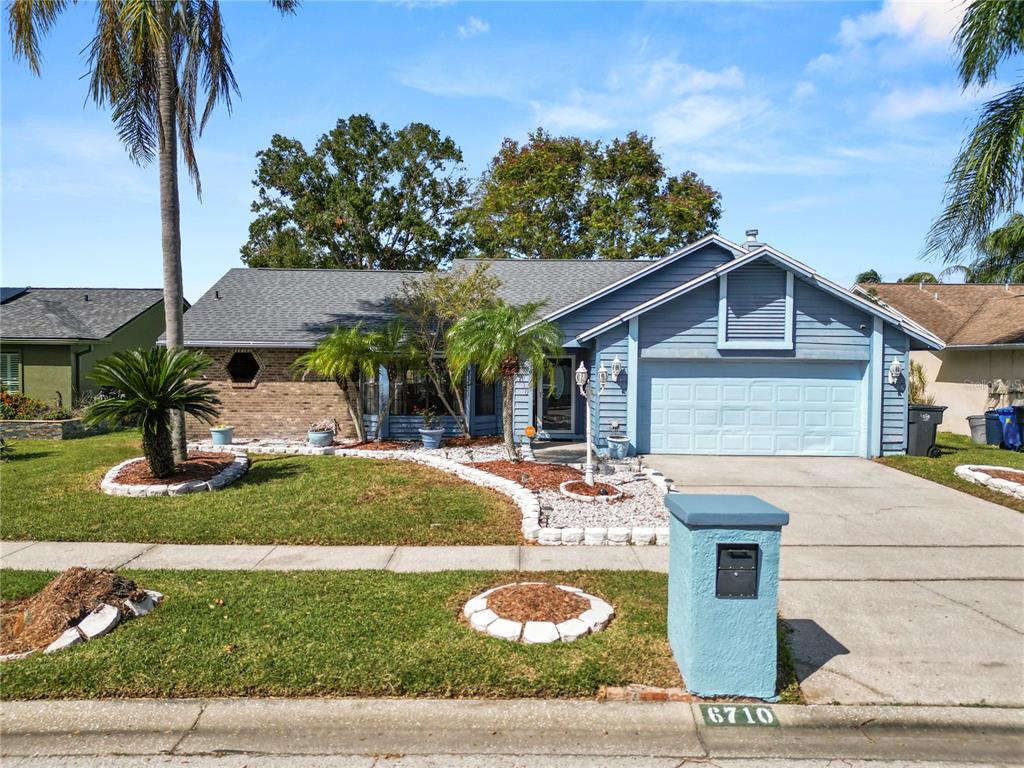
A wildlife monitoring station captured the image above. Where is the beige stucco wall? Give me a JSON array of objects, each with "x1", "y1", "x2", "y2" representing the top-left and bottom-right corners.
[{"x1": 912, "y1": 348, "x2": 1024, "y2": 436}]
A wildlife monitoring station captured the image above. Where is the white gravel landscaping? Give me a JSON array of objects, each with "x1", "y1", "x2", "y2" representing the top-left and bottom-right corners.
[{"x1": 186, "y1": 437, "x2": 675, "y2": 545}]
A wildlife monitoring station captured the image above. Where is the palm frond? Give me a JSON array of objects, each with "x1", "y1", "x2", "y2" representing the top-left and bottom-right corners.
[
  {"x1": 956, "y1": 0, "x2": 1024, "y2": 88},
  {"x1": 7, "y1": 0, "x2": 69, "y2": 75}
]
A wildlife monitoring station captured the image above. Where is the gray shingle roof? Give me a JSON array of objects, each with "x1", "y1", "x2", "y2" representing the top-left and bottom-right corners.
[
  {"x1": 180, "y1": 260, "x2": 654, "y2": 347},
  {"x1": 180, "y1": 268, "x2": 416, "y2": 347},
  {"x1": 0, "y1": 288, "x2": 164, "y2": 341}
]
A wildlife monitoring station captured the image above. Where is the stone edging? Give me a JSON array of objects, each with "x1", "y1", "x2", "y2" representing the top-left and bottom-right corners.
[
  {"x1": 558, "y1": 479, "x2": 624, "y2": 502},
  {"x1": 462, "y1": 583, "x2": 613, "y2": 643},
  {"x1": 100, "y1": 455, "x2": 250, "y2": 497},
  {"x1": 186, "y1": 441, "x2": 672, "y2": 545},
  {"x1": 954, "y1": 464, "x2": 1024, "y2": 500}
]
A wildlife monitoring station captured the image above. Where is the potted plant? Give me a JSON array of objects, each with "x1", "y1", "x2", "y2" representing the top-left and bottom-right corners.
[
  {"x1": 210, "y1": 423, "x2": 235, "y2": 445},
  {"x1": 606, "y1": 433, "x2": 630, "y2": 460},
  {"x1": 307, "y1": 418, "x2": 338, "y2": 448},
  {"x1": 415, "y1": 405, "x2": 444, "y2": 449}
]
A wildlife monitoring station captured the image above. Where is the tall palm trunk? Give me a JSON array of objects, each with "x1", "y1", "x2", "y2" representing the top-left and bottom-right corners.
[
  {"x1": 502, "y1": 374, "x2": 516, "y2": 461},
  {"x1": 344, "y1": 376, "x2": 366, "y2": 442},
  {"x1": 143, "y1": 421, "x2": 175, "y2": 479},
  {"x1": 156, "y1": 13, "x2": 187, "y2": 463}
]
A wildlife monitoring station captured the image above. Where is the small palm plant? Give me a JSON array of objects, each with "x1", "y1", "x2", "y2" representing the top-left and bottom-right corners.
[
  {"x1": 369, "y1": 320, "x2": 414, "y2": 443},
  {"x1": 447, "y1": 301, "x2": 563, "y2": 461},
  {"x1": 84, "y1": 348, "x2": 220, "y2": 479},
  {"x1": 294, "y1": 323, "x2": 377, "y2": 443}
]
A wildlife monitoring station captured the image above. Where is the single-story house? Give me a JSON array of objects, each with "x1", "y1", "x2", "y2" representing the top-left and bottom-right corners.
[
  {"x1": 0, "y1": 287, "x2": 176, "y2": 406},
  {"x1": 855, "y1": 282, "x2": 1024, "y2": 436},
  {"x1": 178, "y1": 232, "x2": 942, "y2": 456}
]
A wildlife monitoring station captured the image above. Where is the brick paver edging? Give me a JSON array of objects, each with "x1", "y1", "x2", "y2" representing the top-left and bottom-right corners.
[
  {"x1": 188, "y1": 441, "x2": 674, "y2": 546},
  {"x1": 463, "y1": 582, "x2": 614, "y2": 643},
  {"x1": 101, "y1": 455, "x2": 250, "y2": 497},
  {"x1": 955, "y1": 464, "x2": 1024, "y2": 500}
]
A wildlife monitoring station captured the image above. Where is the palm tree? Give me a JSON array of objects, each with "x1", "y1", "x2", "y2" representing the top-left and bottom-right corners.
[
  {"x1": 293, "y1": 323, "x2": 377, "y2": 443},
  {"x1": 447, "y1": 301, "x2": 563, "y2": 461},
  {"x1": 368, "y1": 319, "x2": 413, "y2": 443},
  {"x1": 925, "y1": 1, "x2": 1024, "y2": 263},
  {"x1": 942, "y1": 213, "x2": 1024, "y2": 282},
  {"x1": 83, "y1": 348, "x2": 220, "y2": 479},
  {"x1": 8, "y1": 0, "x2": 297, "y2": 462}
]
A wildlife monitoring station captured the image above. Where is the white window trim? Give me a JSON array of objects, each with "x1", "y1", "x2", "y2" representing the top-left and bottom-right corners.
[
  {"x1": 0, "y1": 351, "x2": 22, "y2": 393},
  {"x1": 535, "y1": 354, "x2": 577, "y2": 437},
  {"x1": 717, "y1": 271, "x2": 794, "y2": 350}
]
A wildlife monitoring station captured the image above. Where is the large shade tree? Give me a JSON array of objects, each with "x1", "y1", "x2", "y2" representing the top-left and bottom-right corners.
[
  {"x1": 447, "y1": 300, "x2": 563, "y2": 461},
  {"x1": 84, "y1": 348, "x2": 220, "y2": 479},
  {"x1": 8, "y1": 0, "x2": 297, "y2": 462},
  {"x1": 465, "y1": 128, "x2": 722, "y2": 260},
  {"x1": 241, "y1": 114, "x2": 470, "y2": 270},
  {"x1": 925, "y1": 1, "x2": 1024, "y2": 264}
]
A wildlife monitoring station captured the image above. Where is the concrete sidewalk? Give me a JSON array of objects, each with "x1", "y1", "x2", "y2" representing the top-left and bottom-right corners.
[
  {"x1": 2, "y1": 698, "x2": 1021, "y2": 765},
  {"x1": 5, "y1": 539, "x2": 1024, "y2": 580}
]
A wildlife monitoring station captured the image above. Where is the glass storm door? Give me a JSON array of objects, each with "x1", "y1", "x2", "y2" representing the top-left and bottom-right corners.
[{"x1": 538, "y1": 357, "x2": 575, "y2": 435}]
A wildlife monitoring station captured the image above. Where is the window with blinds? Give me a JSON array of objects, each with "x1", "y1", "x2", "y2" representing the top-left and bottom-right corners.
[
  {"x1": 0, "y1": 351, "x2": 21, "y2": 393},
  {"x1": 717, "y1": 262, "x2": 794, "y2": 350}
]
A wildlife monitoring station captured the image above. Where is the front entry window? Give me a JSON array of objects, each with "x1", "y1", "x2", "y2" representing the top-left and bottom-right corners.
[{"x1": 539, "y1": 357, "x2": 574, "y2": 434}]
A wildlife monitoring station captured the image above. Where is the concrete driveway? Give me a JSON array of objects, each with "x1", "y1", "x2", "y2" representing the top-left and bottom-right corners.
[{"x1": 645, "y1": 455, "x2": 1024, "y2": 707}]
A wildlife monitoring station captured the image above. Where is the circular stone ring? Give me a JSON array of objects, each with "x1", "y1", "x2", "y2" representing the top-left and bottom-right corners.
[{"x1": 462, "y1": 582, "x2": 614, "y2": 644}]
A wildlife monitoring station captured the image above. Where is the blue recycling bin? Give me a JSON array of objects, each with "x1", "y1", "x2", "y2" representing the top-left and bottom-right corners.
[
  {"x1": 995, "y1": 406, "x2": 1022, "y2": 450},
  {"x1": 665, "y1": 493, "x2": 790, "y2": 700}
]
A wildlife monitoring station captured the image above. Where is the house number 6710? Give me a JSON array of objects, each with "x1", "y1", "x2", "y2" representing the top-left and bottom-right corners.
[{"x1": 700, "y1": 704, "x2": 778, "y2": 727}]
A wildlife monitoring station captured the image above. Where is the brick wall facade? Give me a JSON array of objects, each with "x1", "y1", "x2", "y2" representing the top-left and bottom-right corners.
[{"x1": 187, "y1": 348, "x2": 358, "y2": 440}]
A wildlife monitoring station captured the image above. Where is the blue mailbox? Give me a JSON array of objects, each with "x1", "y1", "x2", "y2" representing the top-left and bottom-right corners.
[{"x1": 664, "y1": 493, "x2": 790, "y2": 700}]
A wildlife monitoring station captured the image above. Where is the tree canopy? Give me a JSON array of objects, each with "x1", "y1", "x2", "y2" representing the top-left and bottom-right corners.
[
  {"x1": 463, "y1": 128, "x2": 722, "y2": 260},
  {"x1": 241, "y1": 114, "x2": 470, "y2": 270},
  {"x1": 855, "y1": 269, "x2": 882, "y2": 284}
]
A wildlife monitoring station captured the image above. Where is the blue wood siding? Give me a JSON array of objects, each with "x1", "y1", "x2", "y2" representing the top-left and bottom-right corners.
[
  {"x1": 557, "y1": 243, "x2": 735, "y2": 338},
  {"x1": 725, "y1": 262, "x2": 787, "y2": 341},
  {"x1": 593, "y1": 325, "x2": 629, "y2": 448},
  {"x1": 513, "y1": 361, "x2": 534, "y2": 443},
  {"x1": 882, "y1": 325, "x2": 910, "y2": 455},
  {"x1": 363, "y1": 414, "x2": 464, "y2": 440},
  {"x1": 637, "y1": 275, "x2": 871, "y2": 361}
]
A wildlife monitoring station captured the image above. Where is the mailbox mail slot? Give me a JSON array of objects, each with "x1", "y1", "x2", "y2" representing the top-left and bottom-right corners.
[{"x1": 716, "y1": 544, "x2": 758, "y2": 598}]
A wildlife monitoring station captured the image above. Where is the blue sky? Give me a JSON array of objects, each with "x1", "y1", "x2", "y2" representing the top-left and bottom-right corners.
[{"x1": 2, "y1": 1, "x2": 988, "y2": 301}]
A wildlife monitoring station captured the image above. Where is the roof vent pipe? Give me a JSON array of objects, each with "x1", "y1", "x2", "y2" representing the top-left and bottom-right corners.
[{"x1": 743, "y1": 228, "x2": 764, "y2": 250}]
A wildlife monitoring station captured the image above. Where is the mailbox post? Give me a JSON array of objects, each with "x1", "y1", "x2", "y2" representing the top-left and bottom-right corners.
[{"x1": 664, "y1": 493, "x2": 790, "y2": 700}]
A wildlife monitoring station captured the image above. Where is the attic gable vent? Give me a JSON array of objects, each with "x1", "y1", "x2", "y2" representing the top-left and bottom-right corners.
[{"x1": 717, "y1": 261, "x2": 794, "y2": 350}]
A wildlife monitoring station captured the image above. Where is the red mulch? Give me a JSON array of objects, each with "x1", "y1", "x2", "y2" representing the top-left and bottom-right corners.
[
  {"x1": 984, "y1": 468, "x2": 1024, "y2": 484},
  {"x1": 487, "y1": 583, "x2": 590, "y2": 624},
  {"x1": 470, "y1": 460, "x2": 582, "y2": 491},
  {"x1": 562, "y1": 479, "x2": 623, "y2": 498},
  {"x1": 346, "y1": 440, "x2": 414, "y2": 451},
  {"x1": 0, "y1": 568, "x2": 147, "y2": 655},
  {"x1": 113, "y1": 452, "x2": 234, "y2": 485}
]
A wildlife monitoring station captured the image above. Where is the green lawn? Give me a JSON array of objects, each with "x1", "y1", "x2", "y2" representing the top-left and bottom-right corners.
[
  {"x1": 0, "y1": 432, "x2": 519, "y2": 545},
  {"x1": 877, "y1": 432, "x2": 1024, "y2": 513},
  {"x1": 0, "y1": 569, "x2": 800, "y2": 701}
]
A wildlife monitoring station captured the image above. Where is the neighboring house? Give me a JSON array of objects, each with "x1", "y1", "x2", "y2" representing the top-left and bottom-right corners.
[
  {"x1": 855, "y1": 283, "x2": 1024, "y2": 436},
  {"x1": 0, "y1": 287, "x2": 175, "y2": 406},
  {"x1": 179, "y1": 232, "x2": 942, "y2": 456}
]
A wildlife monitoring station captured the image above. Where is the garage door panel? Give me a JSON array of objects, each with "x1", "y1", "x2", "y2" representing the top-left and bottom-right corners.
[{"x1": 638, "y1": 361, "x2": 864, "y2": 456}]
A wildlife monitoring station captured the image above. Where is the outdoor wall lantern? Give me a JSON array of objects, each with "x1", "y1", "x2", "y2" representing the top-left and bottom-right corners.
[
  {"x1": 888, "y1": 357, "x2": 903, "y2": 386},
  {"x1": 575, "y1": 361, "x2": 610, "y2": 487},
  {"x1": 611, "y1": 354, "x2": 623, "y2": 380},
  {"x1": 598, "y1": 362, "x2": 609, "y2": 389}
]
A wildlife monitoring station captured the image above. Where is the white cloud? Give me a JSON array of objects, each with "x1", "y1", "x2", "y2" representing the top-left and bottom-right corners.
[
  {"x1": 839, "y1": 0, "x2": 963, "y2": 47},
  {"x1": 792, "y1": 81, "x2": 816, "y2": 102},
  {"x1": 871, "y1": 83, "x2": 995, "y2": 121},
  {"x1": 457, "y1": 16, "x2": 489, "y2": 39}
]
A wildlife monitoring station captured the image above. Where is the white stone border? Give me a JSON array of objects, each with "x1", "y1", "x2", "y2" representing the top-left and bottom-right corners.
[
  {"x1": 186, "y1": 440, "x2": 673, "y2": 545},
  {"x1": 558, "y1": 479, "x2": 624, "y2": 503},
  {"x1": 954, "y1": 464, "x2": 1024, "y2": 501},
  {"x1": 462, "y1": 582, "x2": 614, "y2": 643},
  {"x1": 100, "y1": 454, "x2": 250, "y2": 497}
]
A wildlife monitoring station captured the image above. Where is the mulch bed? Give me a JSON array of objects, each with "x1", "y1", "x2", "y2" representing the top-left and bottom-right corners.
[
  {"x1": 983, "y1": 468, "x2": 1024, "y2": 484},
  {"x1": 561, "y1": 479, "x2": 623, "y2": 498},
  {"x1": 113, "y1": 452, "x2": 234, "y2": 486},
  {"x1": 487, "y1": 583, "x2": 591, "y2": 624},
  {"x1": 0, "y1": 568, "x2": 146, "y2": 655},
  {"x1": 470, "y1": 460, "x2": 582, "y2": 491},
  {"x1": 443, "y1": 436, "x2": 502, "y2": 448},
  {"x1": 346, "y1": 440, "x2": 414, "y2": 451}
]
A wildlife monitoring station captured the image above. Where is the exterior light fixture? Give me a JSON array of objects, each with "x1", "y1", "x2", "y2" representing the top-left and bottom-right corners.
[
  {"x1": 575, "y1": 361, "x2": 589, "y2": 396},
  {"x1": 575, "y1": 361, "x2": 596, "y2": 486},
  {"x1": 598, "y1": 362, "x2": 609, "y2": 389},
  {"x1": 610, "y1": 355, "x2": 622, "y2": 380},
  {"x1": 887, "y1": 357, "x2": 903, "y2": 386}
]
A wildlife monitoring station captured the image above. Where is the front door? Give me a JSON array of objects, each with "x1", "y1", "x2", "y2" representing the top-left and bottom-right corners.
[{"x1": 537, "y1": 356, "x2": 576, "y2": 437}]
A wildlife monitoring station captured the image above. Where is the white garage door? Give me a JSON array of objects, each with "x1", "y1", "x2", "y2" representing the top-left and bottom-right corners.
[{"x1": 638, "y1": 360, "x2": 865, "y2": 456}]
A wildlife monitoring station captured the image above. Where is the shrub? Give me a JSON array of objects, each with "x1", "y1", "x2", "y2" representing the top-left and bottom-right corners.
[{"x1": 0, "y1": 389, "x2": 70, "y2": 420}]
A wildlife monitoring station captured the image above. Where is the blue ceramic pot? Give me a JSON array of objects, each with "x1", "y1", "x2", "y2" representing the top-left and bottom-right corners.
[
  {"x1": 307, "y1": 430, "x2": 334, "y2": 447},
  {"x1": 419, "y1": 428, "x2": 444, "y2": 450},
  {"x1": 210, "y1": 427, "x2": 234, "y2": 445}
]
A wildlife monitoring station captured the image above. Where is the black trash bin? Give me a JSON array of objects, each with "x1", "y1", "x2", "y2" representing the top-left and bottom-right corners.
[{"x1": 907, "y1": 404, "x2": 947, "y2": 457}]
